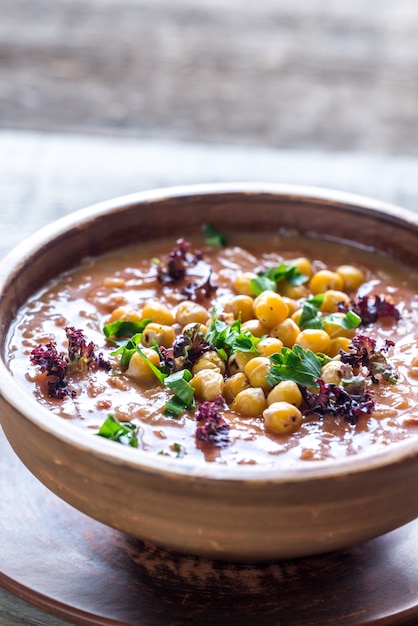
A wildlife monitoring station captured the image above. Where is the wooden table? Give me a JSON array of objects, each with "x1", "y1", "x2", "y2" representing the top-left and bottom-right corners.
[{"x1": 1, "y1": 129, "x2": 418, "y2": 626}]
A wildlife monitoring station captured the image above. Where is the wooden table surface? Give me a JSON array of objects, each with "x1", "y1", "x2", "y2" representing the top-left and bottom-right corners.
[{"x1": 1, "y1": 128, "x2": 418, "y2": 625}]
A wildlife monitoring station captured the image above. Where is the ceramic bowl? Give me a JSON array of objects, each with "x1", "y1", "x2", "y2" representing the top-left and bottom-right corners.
[{"x1": 0, "y1": 183, "x2": 417, "y2": 562}]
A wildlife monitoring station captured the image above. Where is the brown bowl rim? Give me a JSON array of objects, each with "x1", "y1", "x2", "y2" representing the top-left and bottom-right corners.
[{"x1": 1, "y1": 182, "x2": 417, "y2": 483}]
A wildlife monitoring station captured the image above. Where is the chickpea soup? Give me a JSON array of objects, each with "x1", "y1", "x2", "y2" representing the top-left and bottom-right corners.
[{"x1": 7, "y1": 231, "x2": 418, "y2": 467}]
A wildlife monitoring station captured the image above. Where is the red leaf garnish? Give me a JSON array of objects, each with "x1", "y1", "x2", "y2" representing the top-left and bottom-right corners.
[
  {"x1": 30, "y1": 327, "x2": 111, "y2": 399},
  {"x1": 340, "y1": 334, "x2": 398, "y2": 383},
  {"x1": 301, "y1": 379, "x2": 375, "y2": 425},
  {"x1": 339, "y1": 295, "x2": 400, "y2": 326},
  {"x1": 155, "y1": 239, "x2": 203, "y2": 285},
  {"x1": 195, "y1": 396, "x2": 230, "y2": 446}
]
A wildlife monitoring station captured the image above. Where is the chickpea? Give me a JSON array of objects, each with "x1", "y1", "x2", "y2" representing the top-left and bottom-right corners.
[
  {"x1": 320, "y1": 290, "x2": 351, "y2": 313},
  {"x1": 224, "y1": 295, "x2": 255, "y2": 322},
  {"x1": 182, "y1": 322, "x2": 208, "y2": 335},
  {"x1": 269, "y1": 318, "x2": 300, "y2": 348},
  {"x1": 231, "y1": 387, "x2": 266, "y2": 417},
  {"x1": 141, "y1": 322, "x2": 175, "y2": 348},
  {"x1": 277, "y1": 282, "x2": 309, "y2": 300},
  {"x1": 291, "y1": 308, "x2": 303, "y2": 326},
  {"x1": 241, "y1": 319, "x2": 269, "y2": 338},
  {"x1": 336, "y1": 265, "x2": 365, "y2": 292},
  {"x1": 234, "y1": 272, "x2": 258, "y2": 296},
  {"x1": 267, "y1": 380, "x2": 302, "y2": 407},
  {"x1": 290, "y1": 256, "x2": 313, "y2": 278},
  {"x1": 228, "y1": 351, "x2": 255, "y2": 375},
  {"x1": 256, "y1": 337, "x2": 284, "y2": 357},
  {"x1": 244, "y1": 356, "x2": 272, "y2": 393},
  {"x1": 322, "y1": 313, "x2": 356, "y2": 339},
  {"x1": 263, "y1": 402, "x2": 303, "y2": 434},
  {"x1": 253, "y1": 291, "x2": 289, "y2": 328},
  {"x1": 309, "y1": 270, "x2": 344, "y2": 295},
  {"x1": 125, "y1": 349, "x2": 161, "y2": 383},
  {"x1": 321, "y1": 360, "x2": 344, "y2": 385},
  {"x1": 192, "y1": 350, "x2": 226, "y2": 375},
  {"x1": 294, "y1": 328, "x2": 331, "y2": 355},
  {"x1": 141, "y1": 300, "x2": 175, "y2": 326},
  {"x1": 282, "y1": 296, "x2": 299, "y2": 316},
  {"x1": 175, "y1": 301, "x2": 208, "y2": 326},
  {"x1": 329, "y1": 336, "x2": 353, "y2": 357},
  {"x1": 107, "y1": 306, "x2": 142, "y2": 324},
  {"x1": 223, "y1": 372, "x2": 250, "y2": 403},
  {"x1": 190, "y1": 369, "x2": 224, "y2": 401}
]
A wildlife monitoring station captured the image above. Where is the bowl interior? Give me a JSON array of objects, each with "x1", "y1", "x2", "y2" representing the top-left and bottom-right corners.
[{"x1": 1, "y1": 182, "x2": 418, "y2": 481}]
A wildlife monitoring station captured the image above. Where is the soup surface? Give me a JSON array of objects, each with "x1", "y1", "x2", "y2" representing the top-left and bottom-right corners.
[{"x1": 8, "y1": 232, "x2": 418, "y2": 467}]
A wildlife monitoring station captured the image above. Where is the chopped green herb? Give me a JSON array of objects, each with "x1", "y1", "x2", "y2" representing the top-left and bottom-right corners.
[
  {"x1": 111, "y1": 332, "x2": 143, "y2": 368},
  {"x1": 267, "y1": 344, "x2": 331, "y2": 388},
  {"x1": 298, "y1": 294, "x2": 361, "y2": 331},
  {"x1": 103, "y1": 318, "x2": 151, "y2": 340},
  {"x1": 250, "y1": 263, "x2": 308, "y2": 296},
  {"x1": 163, "y1": 370, "x2": 196, "y2": 417},
  {"x1": 205, "y1": 309, "x2": 260, "y2": 357},
  {"x1": 97, "y1": 415, "x2": 139, "y2": 447},
  {"x1": 202, "y1": 223, "x2": 228, "y2": 247}
]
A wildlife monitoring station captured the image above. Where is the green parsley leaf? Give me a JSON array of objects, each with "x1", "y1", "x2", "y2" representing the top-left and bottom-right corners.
[
  {"x1": 298, "y1": 294, "x2": 325, "y2": 329},
  {"x1": 202, "y1": 223, "x2": 228, "y2": 247},
  {"x1": 97, "y1": 415, "x2": 139, "y2": 447},
  {"x1": 163, "y1": 370, "x2": 196, "y2": 417},
  {"x1": 103, "y1": 318, "x2": 151, "y2": 341},
  {"x1": 136, "y1": 345, "x2": 168, "y2": 383},
  {"x1": 205, "y1": 309, "x2": 260, "y2": 357},
  {"x1": 111, "y1": 332, "x2": 143, "y2": 367},
  {"x1": 298, "y1": 294, "x2": 361, "y2": 331},
  {"x1": 250, "y1": 262, "x2": 308, "y2": 296},
  {"x1": 267, "y1": 345, "x2": 331, "y2": 388}
]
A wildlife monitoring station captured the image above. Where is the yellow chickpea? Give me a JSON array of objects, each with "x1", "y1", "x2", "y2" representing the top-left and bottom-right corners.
[
  {"x1": 141, "y1": 322, "x2": 176, "y2": 348},
  {"x1": 244, "y1": 356, "x2": 272, "y2": 393},
  {"x1": 190, "y1": 369, "x2": 224, "y2": 401},
  {"x1": 192, "y1": 350, "x2": 226, "y2": 375},
  {"x1": 291, "y1": 309, "x2": 303, "y2": 326},
  {"x1": 282, "y1": 296, "x2": 299, "y2": 316},
  {"x1": 328, "y1": 336, "x2": 353, "y2": 357},
  {"x1": 125, "y1": 349, "x2": 161, "y2": 383},
  {"x1": 223, "y1": 372, "x2": 250, "y2": 403},
  {"x1": 291, "y1": 256, "x2": 313, "y2": 278},
  {"x1": 269, "y1": 318, "x2": 301, "y2": 348},
  {"x1": 320, "y1": 360, "x2": 344, "y2": 385},
  {"x1": 234, "y1": 272, "x2": 258, "y2": 296},
  {"x1": 141, "y1": 300, "x2": 175, "y2": 326},
  {"x1": 107, "y1": 306, "x2": 142, "y2": 324},
  {"x1": 309, "y1": 270, "x2": 344, "y2": 295},
  {"x1": 322, "y1": 313, "x2": 356, "y2": 339},
  {"x1": 174, "y1": 301, "x2": 208, "y2": 326},
  {"x1": 295, "y1": 329, "x2": 331, "y2": 354},
  {"x1": 320, "y1": 290, "x2": 351, "y2": 313},
  {"x1": 224, "y1": 295, "x2": 255, "y2": 322},
  {"x1": 263, "y1": 402, "x2": 303, "y2": 434},
  {"x1": 256, "y1": 337, "x2": 284, "y2": 357},
  {"x1": 253, "y1": 290, "x2": 289, "y2": 328},
  {"x1": 336, "y1": 265, "x2": 365, "y2": 292},
  {"x1": 182, "y1": 322, "x2": 208, "y2": 335},
  {"x1": 241, "y1": 319, "x2": 269, "y2": 338},
  {"x1": 231, "y1": 387, "x2": 266, "y2": 417},
  {"x1": 277, "y1": 282, "x2": 309, "y2": 300},
  {"x1": 228, "y1": 351, "x2": 255, "y2": 375},
  {"x1": 267, "y1": 380, "x2": 303, "y2": 407}
]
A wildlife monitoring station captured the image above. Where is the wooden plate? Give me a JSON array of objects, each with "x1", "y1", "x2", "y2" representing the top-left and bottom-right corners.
[{"x1": 1, "y1": 426, "x2": 418, "y2": 626}]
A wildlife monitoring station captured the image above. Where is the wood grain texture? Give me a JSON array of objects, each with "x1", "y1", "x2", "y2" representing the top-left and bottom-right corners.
[
  {"x1": 1, "y1": 425, "x2": 418, "y2": 626},
  {"x1": 1, "y1": 0, "x2": 418, "y2": 155}
]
